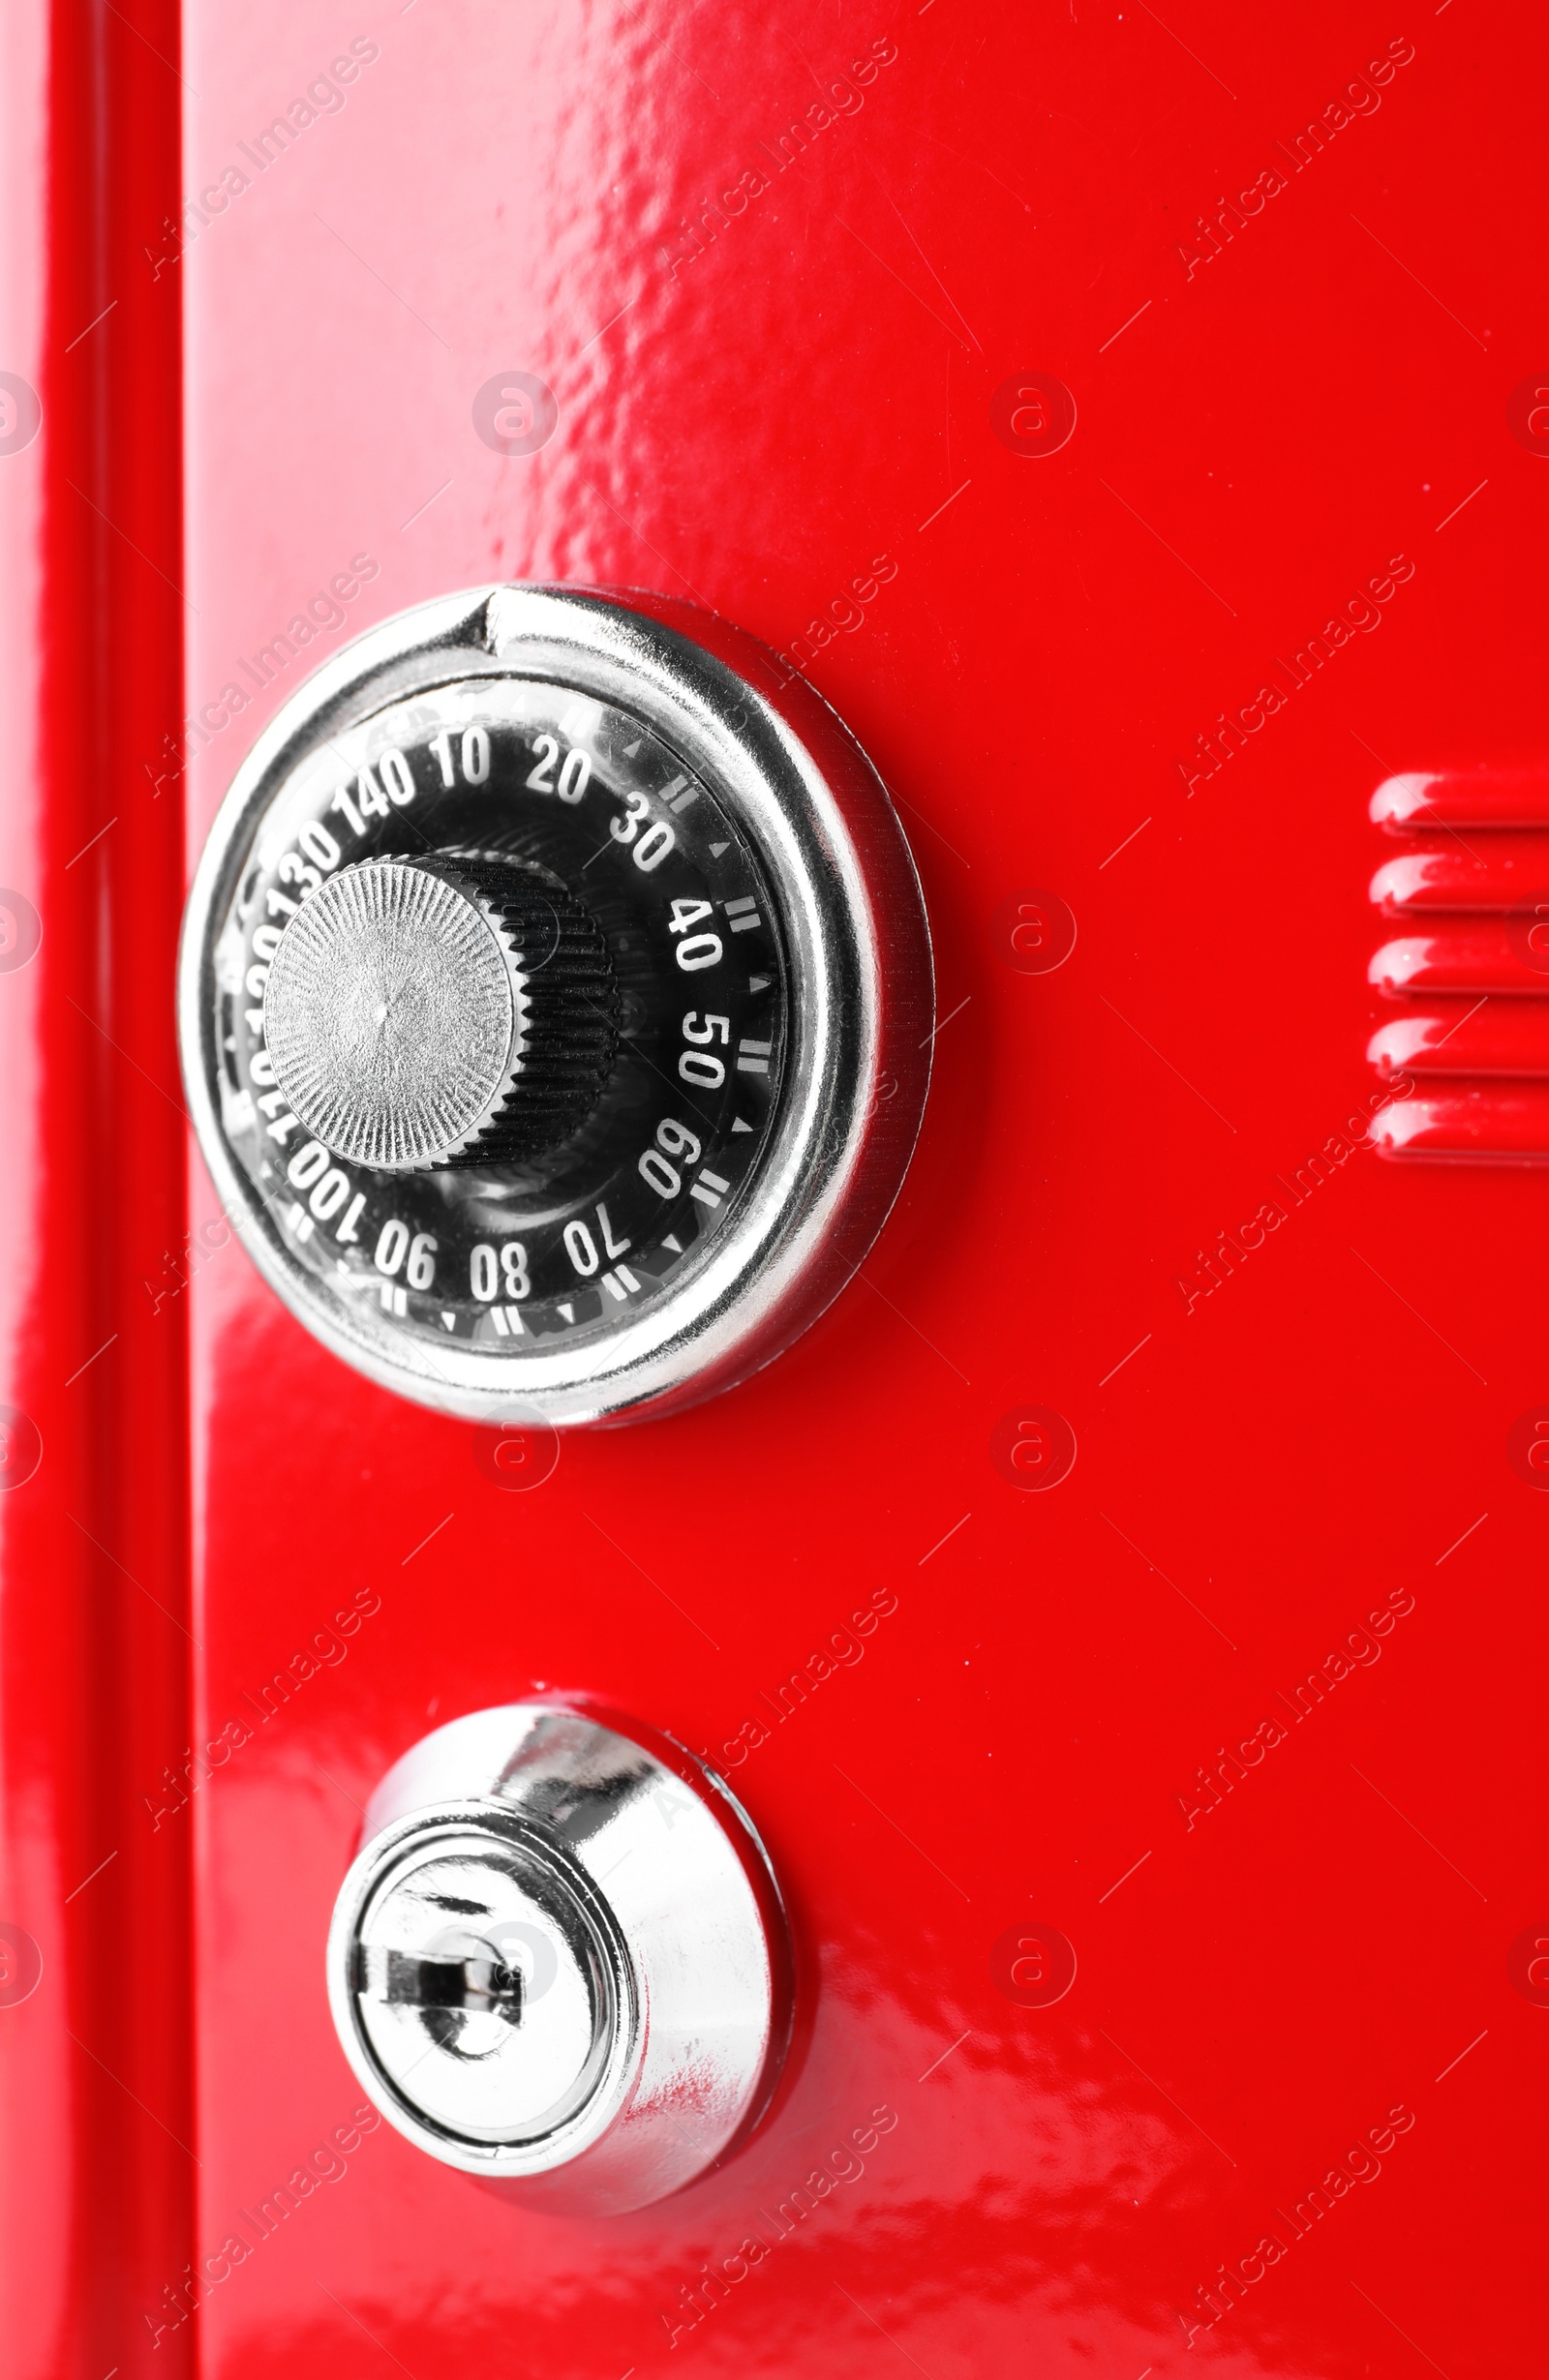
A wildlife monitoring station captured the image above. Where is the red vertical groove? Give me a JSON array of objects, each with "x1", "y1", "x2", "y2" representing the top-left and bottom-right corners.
[{"x1": 0, "y1": 2, "x2": 191, "y2": 2374}]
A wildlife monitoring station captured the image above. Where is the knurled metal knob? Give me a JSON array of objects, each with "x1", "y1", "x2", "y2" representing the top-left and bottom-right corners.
[{"x1": 263, "y1": 853, "x2": 619, "y2": 1170}]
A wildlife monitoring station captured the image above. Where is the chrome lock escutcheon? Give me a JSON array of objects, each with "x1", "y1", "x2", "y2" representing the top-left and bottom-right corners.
[{"x1": 325, "y1": 1704, "x2": 791, "y2": 2214}]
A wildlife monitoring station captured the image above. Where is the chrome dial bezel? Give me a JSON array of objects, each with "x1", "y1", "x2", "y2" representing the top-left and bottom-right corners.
[{"x1": 178, "y1": 585, "x2": 933, "y2": 1426}]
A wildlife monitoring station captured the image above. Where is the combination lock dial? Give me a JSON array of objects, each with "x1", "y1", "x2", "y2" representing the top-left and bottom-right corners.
[{"x1": 178, "y1": 586, "x2": 932, "y2": 1426}]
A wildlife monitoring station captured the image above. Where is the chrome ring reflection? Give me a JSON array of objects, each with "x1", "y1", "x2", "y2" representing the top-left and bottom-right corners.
[{"x1": 325, "y1": 1702, "x2": 792, "y2": 2214}]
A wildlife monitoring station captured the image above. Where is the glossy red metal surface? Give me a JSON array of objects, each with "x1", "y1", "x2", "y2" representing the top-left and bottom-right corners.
[
  {"x1": 8, "y1": 0, "x2": 1549, "y2": 2373},
  {"x1": 1, "y1": 3, "x2": 192, "y2": 2373}
]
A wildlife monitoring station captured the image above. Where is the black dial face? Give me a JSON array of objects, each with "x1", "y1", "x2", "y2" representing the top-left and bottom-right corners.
[{"x1": 211, "y1": 677, "x2": 788, "y2": 1366}]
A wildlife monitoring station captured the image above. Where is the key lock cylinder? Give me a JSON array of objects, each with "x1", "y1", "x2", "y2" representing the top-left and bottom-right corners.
[
  {"x1": 323, "y1": 1704, "x2": 792, "y2": 2213},
  {"x1": 179, "y1": 587, "x2": 932, "y2": 2205}
]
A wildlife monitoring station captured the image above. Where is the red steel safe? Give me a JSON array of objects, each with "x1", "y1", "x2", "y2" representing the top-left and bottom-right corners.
[{"x1": 2, "y1": 1, "x2": 1545, "y2": 2373}]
